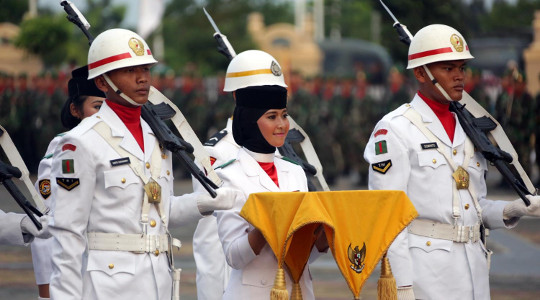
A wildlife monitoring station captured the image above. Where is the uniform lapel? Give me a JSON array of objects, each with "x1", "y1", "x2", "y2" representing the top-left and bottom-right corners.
[
  {"x1": 238, "y1": 149, "x2": 280, "y2": 192},
  {"x1": 452, "y1": 116, "x2": 466, "y2": 148},
  {"x1": 100, "y1": 102, "x2": 144, "y2": 161},
  {"x1": 411, "y1": 96, "x2": 453, "y2": 148},
  {"x1": 141, "y1": 120, "x2": 156, "y2": 163},
  {"x1": 274, "y1": 158, "x2": 291, "y2": 191}
]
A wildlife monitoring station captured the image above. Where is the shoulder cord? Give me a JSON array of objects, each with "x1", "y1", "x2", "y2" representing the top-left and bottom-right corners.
[
  {"x1": 93, "y1": 121, "x2": 167, "y2": 232},
  {"x1": 403, "y1": 107, "x2": 483, "y2": 225}
]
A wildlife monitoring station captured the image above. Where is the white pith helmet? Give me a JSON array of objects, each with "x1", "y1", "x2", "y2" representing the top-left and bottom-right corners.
[
  {"x1": 407, "y1": 24, "x2": 474, "y2": 69},
  {"x1": 87, "y1": 28, "x2": 157, "y2": 79},
  {"x1": 223, "y1": 50, "x2": 287, "y2": 92}
]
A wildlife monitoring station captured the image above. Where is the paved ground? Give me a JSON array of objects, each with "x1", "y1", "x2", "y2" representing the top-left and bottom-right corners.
[{"x1": 0, "y1": 169, "x2": 539, "y2": 299}]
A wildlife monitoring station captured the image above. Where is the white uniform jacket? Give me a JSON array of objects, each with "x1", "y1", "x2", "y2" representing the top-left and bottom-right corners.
[
  {"x1": 215, "y1": 148, "x2": 318, "y2": 300},
  {"x1": 49, "y1": 101, "x2": 204, "y2": 300},
  {"x1": 31, "y1": 134, "x2": 61, "y2": 285},
  {"x1": 364, "y1": 94, "x2": 510, "y2": 300},
  {"x1": 193, "y1": 118, "x2": 238, "y2": 300},
  {"x1": 0, "y1": 210, "x2": 27, "y2": 246}
]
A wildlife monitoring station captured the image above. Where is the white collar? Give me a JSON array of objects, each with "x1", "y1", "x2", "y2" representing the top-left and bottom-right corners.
[{"x1": 243, "y1": 147, "x2": 275, "y2": 163}]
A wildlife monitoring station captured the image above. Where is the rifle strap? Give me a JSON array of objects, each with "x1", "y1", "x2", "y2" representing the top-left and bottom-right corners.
[
  {"x1": 0, "y1": 125, "x2": 47, "y2": 213},
  {"x1": 287, "y1": 116, "x2": 330, "y2": 191},
  {"x1": 459, "y1": 92, "x2": 536, "y2": 194},
  {"x1": 93, "y1": 121, "x2": 167, "y2": 228},
  {"x1": 403, "y1": 107, "x2": 483, "y2": 222},
  {"x1": 148, "y1": 86, "x2": 222, "y2": 186}
]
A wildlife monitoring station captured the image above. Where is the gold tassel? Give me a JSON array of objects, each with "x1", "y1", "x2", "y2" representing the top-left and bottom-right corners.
[
  {"x1": 270, "y1": 267, "x2": 289, "y2": 300},
  {"x1": 377, "y1": 253, "x2": 397, "y2": 300},
  {"x1": 290, "y1": 282, "x2": 303, "y2": 300}
]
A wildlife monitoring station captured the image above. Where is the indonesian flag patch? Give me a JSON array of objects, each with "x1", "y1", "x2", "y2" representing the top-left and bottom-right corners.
[{"x1": 375, "y1": 140, "x2": 388, "y2": 155}]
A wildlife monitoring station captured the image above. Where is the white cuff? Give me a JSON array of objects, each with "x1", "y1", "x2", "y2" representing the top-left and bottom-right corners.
[{"x1": 397, "y1": 286, "x2": 415, "y2": 300}]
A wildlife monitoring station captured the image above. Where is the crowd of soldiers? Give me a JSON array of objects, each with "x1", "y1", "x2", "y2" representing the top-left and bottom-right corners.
[{"x1": 0, "y1": 62, "x2": 538, "y2": 186}]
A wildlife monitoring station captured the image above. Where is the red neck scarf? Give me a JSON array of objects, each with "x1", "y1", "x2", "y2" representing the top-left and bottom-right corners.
[
  {"x1": 418, "y1": 92, "x2": 456, "y2": 143},
  {"x1": 258, "y1": 162, "x2": 279, "y2": 187},
  {"x1": 107, "y1": 100, "x2": 145, "y2": 151}
]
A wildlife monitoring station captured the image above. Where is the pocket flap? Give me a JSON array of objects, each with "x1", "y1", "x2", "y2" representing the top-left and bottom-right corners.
[
  {"x1": 241, "y1": 263, "x2": 275, "y2": 287},
  {"x1": 409, "y1": 233, "x2": 453, "y2": 253},
  {"x1": 104, "y1": 169, "x2": 139, "y2": 189},
  {"x1": 417, "y1": 152, "x2": 446, "y2": 169},
  {"x1": 87, "y1": 250, "x2": 136, "y2": 276}
]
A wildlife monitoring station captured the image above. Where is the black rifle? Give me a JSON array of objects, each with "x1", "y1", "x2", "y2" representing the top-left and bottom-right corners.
[
  {"x1": 379, "y1": 0, "x2": 533, "y2": 206},
  {"x1": 203, "y1": 8, "x2": 320, "y2": 191},
  {"x1": 0, "y1": 160, "x2": 43, "y2": 229},
  {"x1": 62, "y1": 1, "x2": 218, "y2": 197}
]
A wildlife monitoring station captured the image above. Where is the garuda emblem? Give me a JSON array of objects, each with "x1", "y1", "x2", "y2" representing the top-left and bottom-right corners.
[{"x1": 348, "y1": 242, "x2": 366, "y2": 274}]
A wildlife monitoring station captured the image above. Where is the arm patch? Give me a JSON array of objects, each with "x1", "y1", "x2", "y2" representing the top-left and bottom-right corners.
[{"x1": 371, "y1": 160, "x2": 392, "y2": 174}]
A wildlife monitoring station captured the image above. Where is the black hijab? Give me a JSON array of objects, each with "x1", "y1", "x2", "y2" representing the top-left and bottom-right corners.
[{"x1": 232, "y1": 85, "x2": 287, "y2": 154}]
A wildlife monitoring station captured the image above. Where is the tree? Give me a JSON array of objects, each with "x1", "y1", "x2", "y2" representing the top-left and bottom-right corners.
[
  {"x1": 13, "y1": 0, "x2": 126, "y2": 68},
  {"x1": 0, "y1": 0, "x2": 27, "y2": 24},
  {"x1": 160, "y1": 0, "x2": 293, "y2": 75},
  {"x1": 14, "y1": 14, "x2": 72, "y2": 68}
]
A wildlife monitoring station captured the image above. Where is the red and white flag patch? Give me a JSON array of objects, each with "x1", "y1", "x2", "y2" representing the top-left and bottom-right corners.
[{"x1": 374, "y1": 129, "x2": 388, "y2": 138}]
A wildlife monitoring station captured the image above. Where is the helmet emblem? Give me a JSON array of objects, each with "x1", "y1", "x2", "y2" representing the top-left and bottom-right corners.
[
  {"x1": 450, "y1": 34, "x2": 464, "y2": 52},
  {"x1": 270, "y1": 61, "x2": 282, "y2": 76},
  {"x1": 128, "y1": 37, "x2": 145, "y2": 56}
]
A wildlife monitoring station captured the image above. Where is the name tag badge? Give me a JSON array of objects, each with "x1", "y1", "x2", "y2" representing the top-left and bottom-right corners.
[
  {"x1": 110, "y1": 157, "x2": 131, "y2": 167},
  {"x1": 421, "y1": 142, "x2": 438, "y2": 150}
]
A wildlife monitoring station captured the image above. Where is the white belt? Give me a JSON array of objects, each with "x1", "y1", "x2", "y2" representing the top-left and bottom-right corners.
[
  {"x1": 87, "y1": 232, "x2": 181, "y2": 253},
  {"x1": 408, "y1": 219, "x2": 481, "y2": 243}
]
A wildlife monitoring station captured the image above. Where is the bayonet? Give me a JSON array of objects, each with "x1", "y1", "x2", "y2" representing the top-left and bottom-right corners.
[
  {"x1": 203, "y1": 7, "x2": 221, "y2": 34},
  {"x1": 203, "y1": 7, "x2": 236, "y2": 60}
]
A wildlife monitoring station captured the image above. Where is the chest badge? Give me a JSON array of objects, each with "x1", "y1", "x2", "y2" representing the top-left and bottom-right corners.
[
  {"x1": 452, "y1": 166, "x2": 470, "y2": 189},
  {"x1": 144, "y1": 179, "x2": 162, "y2": 203}
]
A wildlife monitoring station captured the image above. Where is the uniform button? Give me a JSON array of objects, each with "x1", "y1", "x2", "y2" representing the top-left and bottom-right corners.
[
  {"x1": 465, "y1": 204, "x2": 470, "y2": 210},
  {"x1": 150, "y1": 220, "x2": 157, "y2": 227},
  {"x1": 146, "y1": 162, "x2": 151, "y2": 169},
  {"x1": 261, "y1": 279, "x2": 267, "y2": 285},
  {"x1": 432, "y1": 159, "x2": 437, "y2": 164},
  {"x1": 167, "y1": 170, "x2": 170, "y2": 176},
  {"x1": 477, "y1": 162, "x2": 480, "y2": 167},
  {"x1": 426, "y1": 241, "x2": 431, "y2": 246},
  {"x1": 453, "y1": 149, "x2": 457, "y2": 155},
  {"x1": 405, "y1": 104, "x2": 411, "y2": 107},
  {"x1": 96, "y1": 116, "x2": 101, "y2": 119},
  {"x1": 162, "y1": 154, "x2": 167, "y2": 159},
  {"x1": 121, "y1": 178, "x2": 126, "y2": 184},
  {"x1": 154, "y1": 250, "x2": 160, "y2": 256},
  {"x1": 108, "y1": 264, "x2": 114, "y2": 269}
]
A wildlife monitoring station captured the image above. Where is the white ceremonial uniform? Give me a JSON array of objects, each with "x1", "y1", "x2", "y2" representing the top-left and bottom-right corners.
[
  {"x1": 364, "y1": 94, "x2": 511, "y2": 300},
  {"x1": 0, "y1": 210, "x2": 28, "y2": 246},
  {"x1": 31, "y1": 135, "x2": 62, "y2": 285},
  {"x1": 215, "y1": 148, "x2": 317, "y2": 300},
  {"x1": 193, "y1": 118, "x2": 238, "y2": 300},
  {"x1": 49, "y1": 101, "x2": 205, "y2": 300}
]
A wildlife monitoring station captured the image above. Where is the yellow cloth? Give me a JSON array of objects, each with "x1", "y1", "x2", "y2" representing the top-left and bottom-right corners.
[{"x1": 239, "y1": 190, "x2": 417, "y2": 298}]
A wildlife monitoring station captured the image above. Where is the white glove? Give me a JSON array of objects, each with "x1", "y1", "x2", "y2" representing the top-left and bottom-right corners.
[
  {"x1": 503, "y1": 195, "x2": 540, "y2": 220},
  {"x1": 196, "y1": 187, "x2": 241, "y2": 215},
  {"x1": 397, "y1": 286, "x2": 415, "y2": 300},
  {"x1": 20, "y1": 215, "x2": 51, "y2": 239}
]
